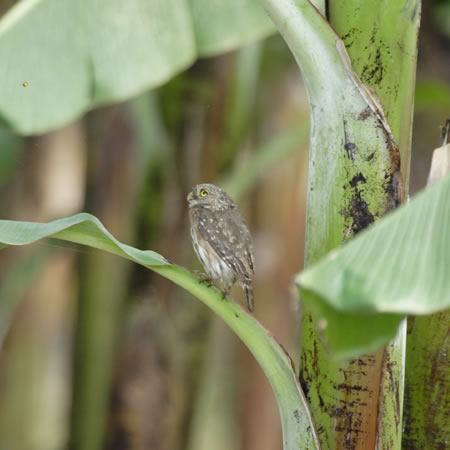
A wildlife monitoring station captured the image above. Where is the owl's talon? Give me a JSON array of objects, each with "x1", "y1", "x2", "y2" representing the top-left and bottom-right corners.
[
  {"x1": 192, "y1": 270, "x2": 213, "y2": 286},
  {"x1": 200, "y1": 278, "x2": 213, "y2": 287}
]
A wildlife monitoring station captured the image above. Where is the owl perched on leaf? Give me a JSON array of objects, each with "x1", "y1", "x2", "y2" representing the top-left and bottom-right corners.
[{"x1": 187, "y1": 184, "x2": 255, "y2": 312}]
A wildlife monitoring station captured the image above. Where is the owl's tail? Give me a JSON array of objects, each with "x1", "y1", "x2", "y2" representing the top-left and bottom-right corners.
[{"x1": 244, "y1": 279, "x2": 254, "y2": 312}]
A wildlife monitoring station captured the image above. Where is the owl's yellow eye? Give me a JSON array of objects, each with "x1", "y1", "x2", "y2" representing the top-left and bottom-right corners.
[{"x1": 199, "y1": 188, "x2": 208, "y2": 198}]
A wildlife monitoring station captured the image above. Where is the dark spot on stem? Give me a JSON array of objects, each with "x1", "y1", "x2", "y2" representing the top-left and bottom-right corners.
[
  {"x1": 299, "y1": 370, "x2": 309, "y2": 398},
  {"x1": 335, "y1": 383, "x2": 368, "y2": 393},
  {"x1": 358, "y1": 107, "x2": 372, "y2": 121},
  {"x1": 350, "y1": 173, "x2": 366, "y2": 187},
  {"x1": 340, "y1": 27, "x2": 359, "y2": 49},
  {"x1": 318, "y1": 394, "x2": 325, "y2": 408},
  {"x1": 345, "y1": 142, "x2": 356, "y2": 155},
  {"x1": 384, "y1": 170, "x2": 402, "y2": 210},
  {"x1": 341, "y1": 173, "x2": 374, "y2": 237},
  {"x1": 349, "y1": 196, "x2": 374, "y2": 234}
]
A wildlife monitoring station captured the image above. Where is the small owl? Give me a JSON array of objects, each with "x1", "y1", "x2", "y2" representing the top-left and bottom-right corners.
[{"x1": 187, "y1": 184, "x2": 255, "y2": 312}]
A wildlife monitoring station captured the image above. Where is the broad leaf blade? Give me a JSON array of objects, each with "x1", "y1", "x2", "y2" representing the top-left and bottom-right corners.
[
  {"x1": 297, "y1": 174, "x2": 450, "y2": 358},
  {"x1": 0, "y1": 0, "x2": 274, "y2": 135},
  {"x1": 0, "y1": 213, "x2": 168, "y2": 265},
  {"x1": 0, "y1": 0, "x2": 195, "y2": 133}
]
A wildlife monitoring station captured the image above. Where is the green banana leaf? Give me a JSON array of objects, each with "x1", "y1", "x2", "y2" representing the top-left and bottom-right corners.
[
  {"x1": 297, "y1": 173, "x2": 450, "y2": 359},
  {"x1": 0, "y1": 0, "x2": 274, "y2": 135}
]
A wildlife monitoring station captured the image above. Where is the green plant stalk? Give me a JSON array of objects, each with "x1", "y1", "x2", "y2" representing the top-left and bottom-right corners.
[
  {"x1": 328, "y1": 0, "x2": 419, "y2": 189},
  {"x1": 258, "y1": 0, "x2": 403, "y2": 258},
  {"x1": 70, "y1": 252, "x2": 130, "y2": 450},
  {"x1": 186, "y1": 319, "x2": 240, "y2": 450},
  {"x1": 403, "y1": 312, "x2": 450, "y2": 448},
  {"x1": 328, "y1": 2, "x2": 419, "y2": 448},
  {"x1": 0, "y1": 213, "x2": 320, "y2": 450},
  {"x1": 257, "y1": 0, "x2": 419, "y2": 447},
  {"x1": 377, "y1": 320, "x2": 407, "y2": 450},
  {"x1": 0, "y1": 246, "x2": 53, "y2": 346},
  {"x1": 403, "y1": 140, "x2": 450, "y2": 448}
]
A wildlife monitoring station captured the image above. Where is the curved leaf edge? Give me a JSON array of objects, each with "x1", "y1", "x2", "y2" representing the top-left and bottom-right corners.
[
  {"x1": 299, "y1": 289, "x2": 406, "y2": 360},
  {"x1": 297, "y1": 174, "x2": 450, "y2": 317}
]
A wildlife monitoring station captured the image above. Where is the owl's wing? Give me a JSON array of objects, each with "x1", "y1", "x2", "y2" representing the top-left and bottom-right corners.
[
  {"x1": 197, "y1": 209, "x2": 254, "y2": 279},
  {"x1": 247, "y1": 246, "x2": 255, "y2": 275}
]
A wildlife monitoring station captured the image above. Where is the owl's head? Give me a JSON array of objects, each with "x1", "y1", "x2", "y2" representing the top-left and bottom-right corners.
[{"x1": 187, "y1": 184, "x2": 236, "y2": 211}]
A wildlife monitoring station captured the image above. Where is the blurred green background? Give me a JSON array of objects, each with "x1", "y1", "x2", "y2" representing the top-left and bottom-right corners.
[{"x1": 0, "y1": 1, "x2": 448, "y2": 449}]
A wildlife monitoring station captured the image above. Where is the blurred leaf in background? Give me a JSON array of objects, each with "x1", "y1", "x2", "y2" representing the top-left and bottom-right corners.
[{"x1": 0, "y1": 0, "x2": 274, "y2": 134}]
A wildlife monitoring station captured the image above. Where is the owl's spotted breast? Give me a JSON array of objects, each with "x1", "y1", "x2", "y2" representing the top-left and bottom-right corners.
[{"x1": 190, "y1": 220, "x2": 236, "y2": 286}]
